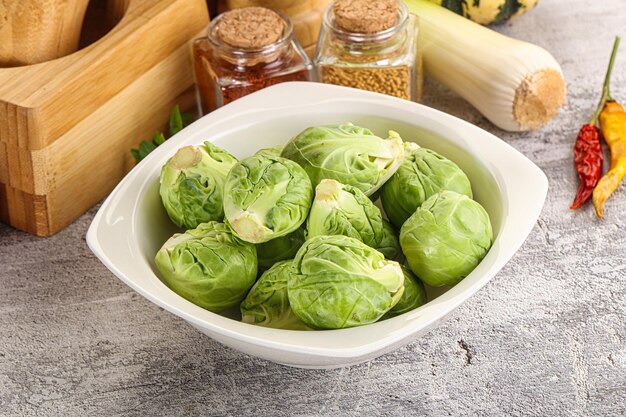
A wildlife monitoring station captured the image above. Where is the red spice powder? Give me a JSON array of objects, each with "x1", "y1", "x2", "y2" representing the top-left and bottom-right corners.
[{"x1": 193, "y1": 38, "x2": 311, "y2": 114}]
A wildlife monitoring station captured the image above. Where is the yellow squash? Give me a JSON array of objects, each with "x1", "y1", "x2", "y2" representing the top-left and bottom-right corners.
[{"x1": 428, "y1": 0, "x2": 540, "y2": 25}]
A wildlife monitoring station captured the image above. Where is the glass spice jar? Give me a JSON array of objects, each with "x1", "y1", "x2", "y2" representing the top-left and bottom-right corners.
[
  {"x1": 193, "y1": 7, "x2": 314, "y2": 115},
  {"x1": 315, "y1": 0, "x2": 422, "y2": 102}
]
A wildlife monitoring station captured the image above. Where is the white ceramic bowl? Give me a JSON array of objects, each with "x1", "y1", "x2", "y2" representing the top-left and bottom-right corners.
[{"x1": 87, "y1": 82, "x2": 548, "y2": 369}]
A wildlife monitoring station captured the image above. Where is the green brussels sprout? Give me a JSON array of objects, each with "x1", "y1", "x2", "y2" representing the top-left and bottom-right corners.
[
  {"x1": 384, "y1": 266, "x2": 427, "y2": 318},
  {"x1": 155, "y1": 222, "x2": 257, "y2": 312},
  {"x1": 159, "y1": 142, "x2": 237, "y2": 229},
  {"x1": 305, "y1": 179, "x2": 384, "y2": 248},
  {"x1": 256, "y1": 227, "x2": 305, "y2": 271},
  {"x1": 254, "y1": 145, "x2": 284, "y2": 158},
  {"x1": 223, "y1": 154, "x2": 313, "y2": 244},
  {"x1": 281, "y1": 123, "x2": 405, "y2": 196},
  {"x1": 376, "y1": 220, "x2": 405, "y2": 263},
  {"x1": 288, "y1": 235, "x2": 405, "y2": 329},
  {"x1": 400, "y1": 191, "x2": 493, "y2": 287},
  {"x1": 381, "y1": 142, "x2": 473, "y2": 229},
  {"x1": 240, "y1": 260, "x2": 309, "y2": 330}
]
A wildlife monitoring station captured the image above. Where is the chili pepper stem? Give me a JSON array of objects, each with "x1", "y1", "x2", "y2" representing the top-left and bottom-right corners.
[{"x1": 589, "y1": 36, "x2": 621, "y2": 124}]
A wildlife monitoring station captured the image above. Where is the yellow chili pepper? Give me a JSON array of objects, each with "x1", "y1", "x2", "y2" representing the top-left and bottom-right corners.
[{"x1": 593, "y1": 100, "x2": 626, "y2": 218}]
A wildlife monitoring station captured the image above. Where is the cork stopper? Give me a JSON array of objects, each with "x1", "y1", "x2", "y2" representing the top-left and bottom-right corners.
[
  {"x1": 217, "y1": 7, "x2": 286, "y2": 49},
  {"x1": 333, "y1": 0, "x2": 399, "y2": 34},
  {"x1": 513, "y1": 69, "x2": 566, "y2": 131}
]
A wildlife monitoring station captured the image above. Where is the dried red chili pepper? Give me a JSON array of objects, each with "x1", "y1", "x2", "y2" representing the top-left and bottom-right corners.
[
  {"x1": 571, "y1": 124, "x2": 603, "y2": 209},
  {"x1": 570, "y1": 37, "x2": 620, "y2": 210}
]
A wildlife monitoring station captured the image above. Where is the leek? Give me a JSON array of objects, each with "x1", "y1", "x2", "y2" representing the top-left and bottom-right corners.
[{"x1": 404, "y1": 0, "x2": 566, "y2": 132}]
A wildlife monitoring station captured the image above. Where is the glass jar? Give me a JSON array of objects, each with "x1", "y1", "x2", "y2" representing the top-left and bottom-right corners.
[
  {"x1": 193, "y1": 10, "x2": 314, "y2": 115},
  {"x1": 314, "y1": 1, "x2": 422, "y2": 102}
]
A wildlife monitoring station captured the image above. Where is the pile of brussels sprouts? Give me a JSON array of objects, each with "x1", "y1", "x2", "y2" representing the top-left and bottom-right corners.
[{"x1": 155, "y1": 123, "x2": 493, "y2": 330}]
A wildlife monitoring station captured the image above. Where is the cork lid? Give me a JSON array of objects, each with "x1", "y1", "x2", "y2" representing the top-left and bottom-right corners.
[
  {"x1": 217, "y1": 7, "x2": 286, "y2": 49},
  {"x1": 333, "y1": 0, "x2": 399, "y2": 34}
]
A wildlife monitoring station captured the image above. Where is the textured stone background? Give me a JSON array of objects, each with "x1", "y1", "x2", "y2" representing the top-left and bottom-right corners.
[{"x1": 1, "y1": 1, "x2": 625, "y2": 415}]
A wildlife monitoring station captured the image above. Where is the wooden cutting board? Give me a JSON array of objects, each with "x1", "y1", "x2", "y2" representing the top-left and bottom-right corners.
[{"x1": 0, "y1": 0, "x2": 209, "y2": 236}]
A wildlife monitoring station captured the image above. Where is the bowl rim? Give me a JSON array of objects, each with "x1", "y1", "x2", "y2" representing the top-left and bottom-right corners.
[{"x1": 87, "y1": 82, "x2": 548, "y2": 359}]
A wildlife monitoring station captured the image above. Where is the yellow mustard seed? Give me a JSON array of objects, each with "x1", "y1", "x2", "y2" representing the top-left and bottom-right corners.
[{"x1": 320, "y1": 65, "x2": 412, "y2": 100}]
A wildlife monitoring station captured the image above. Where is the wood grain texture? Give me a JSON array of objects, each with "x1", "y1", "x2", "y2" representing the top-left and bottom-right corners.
[
  {"x1": 0, "y1": 0, "x2": 90, "y2": 66},
  {"x1": 0, "y1": 64, "x2": 196, "y2": 235},
  {"x1": 2, "y1": 39, "x2": 197, "y2": 196},
  {"x1": 0, "y1": 0, "x2": 624, "y2": 415},
  {"x1": 0, "y1": 0, "x2": 208, "y2": 236},
  {"x1": 0, "y1": 0, "x2": 207, "y2": 151}
]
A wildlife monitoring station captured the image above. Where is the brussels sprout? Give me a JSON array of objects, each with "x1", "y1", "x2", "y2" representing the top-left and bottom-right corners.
[
  {"x1": 305, "y1": 179, "x2": 384, "y2": 248},
  {"x1": 155, "y1": 222, "x2": 257, "y2": 312},
  {"x1": 240, "y1": 260, "x2": 309, "y2": 330},
  {"x1": 223, "y1": 154, "x2": 313, "y2": 244},
  {"x1": 376, "y1": 220, "x2": 405, "y2": 263},
  {"x1": 400, "y1": 191, "x2": 493, "y2": 287},
  {"x1": 159, "y1": 142, "x2": 237, "y2": 229},
  {"x1": 281, "y1": 123, "x2": 404, "y2": 196},
  {"x1": 288, "y1": 235, "x2": 405, "y2": 329},
  {"x1": 256, "y1": 227, "x2": 305, "y2": 271},
  {"x1": 384, "y1": 266, "x2": 427, "y2": 318},
  {"x1": 254, "y1": 145, "x2": 284, "y2": 158},
  {"x1": 381, "y1": 142, "x2": 473, "y2": 229}
]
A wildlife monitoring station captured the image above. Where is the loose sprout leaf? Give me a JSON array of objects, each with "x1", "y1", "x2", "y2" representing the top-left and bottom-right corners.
[{"x1": 254, "y1": 145, "x2": 285, "y2": 158}]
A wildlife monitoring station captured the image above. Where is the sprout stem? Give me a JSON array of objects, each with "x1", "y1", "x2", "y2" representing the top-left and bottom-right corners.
[{"x1": 590, "y1": 36, "x2": 621, "y2": 124}]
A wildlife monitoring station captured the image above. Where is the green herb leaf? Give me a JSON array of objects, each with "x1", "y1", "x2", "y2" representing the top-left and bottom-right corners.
[
  {"x1": 169, "y1": 105, "x2": 184, "y2": 137},
  {"x1": 130, "y1": 148, "x2": 142, "y2": 162},
  {"x1": 131, "y1": 104, "x2": 194, "y2": 163},
  {"x1": 139, "y1": 140, "x2": 157, "y2": 155},
  {"x1": 153, "y1": 131, "x2": 166, "y2": 146},
  {"x1": 181, "y1": 112, "x2": 194, "y2": 128}
]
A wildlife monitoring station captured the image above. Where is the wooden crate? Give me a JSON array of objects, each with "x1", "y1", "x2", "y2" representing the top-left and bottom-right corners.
[{"x1": 0, "y1": 0, "x2": 209, "y2": 236}]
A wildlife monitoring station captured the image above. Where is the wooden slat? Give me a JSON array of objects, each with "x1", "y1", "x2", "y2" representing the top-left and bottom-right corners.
[
  {"x1": 0, "y1": 184, "x2": 50, "y2": 236},
  {"x1": 0, "y1": 183, "x2": 8, "y2": 226},
  {"x1": 0, "y1": 85, "x2": 195, "y2": 236},
  {"x1": 46, "y1": 88, "x2": 197, "y2": 236},
  {"x1": 0, "y1": 0, "x2": 208, "y2": 236},
  {"x1": 0, "y1": 0, "x2": 208, "y2": 151},
  {"x1": 1, "y1": 39, "x2": 197, "y2": 195},
  {"x1": 0, "y1": 142, "x2": 8, "y2": 184}
]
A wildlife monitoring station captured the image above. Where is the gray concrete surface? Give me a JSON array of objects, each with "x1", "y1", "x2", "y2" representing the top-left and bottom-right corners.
[{"x1": 1, "y1": 1, "x2": 625, "y2": 415}]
